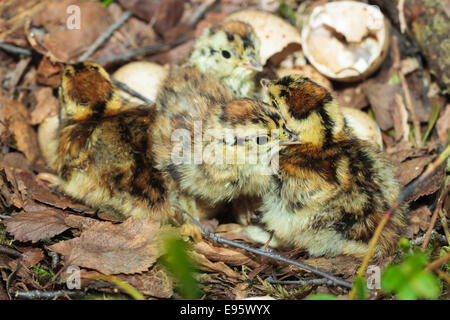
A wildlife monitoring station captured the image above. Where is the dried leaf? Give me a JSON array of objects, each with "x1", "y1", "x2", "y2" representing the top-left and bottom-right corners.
[
  {"x1": 119, "y1": 265, "x2": 174, "y2": 298},
  {"x1": 48, "y1": 218, "x2": 162, "y2": 274},
  {"x1": 407, "y1": 206, "x2": 432, "y2": 237},
  {"x1": 0, "y1": 97, "x2": 42, "y2": 164},
  {"x1": 19, "y1": 247, "x2": 45, "y2": 268},
  {"x1": 190, "y1": 251, "x2": 241, "y2": 279},
  {"x1": 4, "y1": 209, "x2": 69, "y2": 243},
  {"x1": 30, "y1": 87, "x2": 58, "y2": 125},
  {"x1": 194, "y1": 241, "x2": 259, "y2": 268},
  {"x1": 436, "y1": 104, "x2": 450, "y2": 144}
]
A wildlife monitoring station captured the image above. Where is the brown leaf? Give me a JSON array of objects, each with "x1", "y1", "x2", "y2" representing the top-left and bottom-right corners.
[
  {"x1": 194, "y1": 241, "x2": 259, "y2": 268},
  {"x1": 292, "y1": 256, "x2": 361, "y2": 278},
  {"x1": 119, "y1": 265, "x2": 174, "y2": 298},
  {"x1": 32, "y1": 0, "x2": 111, "y2": 62},
  {"x1": 406, "y1": 163, "x2": 446, "y2": 202},
  {"x1": 0, "y1": 97, "x2": 42, "y2": 164},
  {"x1": 18, "y1": 247, "x2": 45, "y2": 268},
  {"x1": 334, "y1": 82, "x2": 368, "y2": 110},
  {"x1": 36, "y1": 57, "x2": 63, "y2": 88},
  {"x1": 48, "y1": 218, "x2": 162, "y2": 274},
  {"x1": 190, "y1": 251, "x2": 241, "y2": 279},
  {"x1": 395, "y1": 155, "x2": 435, "y2": 186},
  {"x1": 4, "y1": 209, "x2": 69, "y2": 243},
  {"x1": 406, "y1": 206, "x2": 432, "y2": 237},
  {"x1": 30, "y1": 87, "x2": 58, "y2": 125},
  {"x1": 436, "y1": 104, "x2": 449, "y2": 144},
  {"x1": 118, "y1": 0, "x2": 186, "y2": 35}
]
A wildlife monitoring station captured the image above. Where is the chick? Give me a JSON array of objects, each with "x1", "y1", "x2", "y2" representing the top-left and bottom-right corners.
[
  {"x1": 152, "y1": 67, "x2": 296, "y2": 235},
  {"x1": 55, "y1": 62, "x2": 170, "y2": 220},
  {"x1": 245, "y1": 75, "x2": 407, "y2": 260},
  {"x1": 186, "y1": 20, "x2": 262, "y2": 98}
]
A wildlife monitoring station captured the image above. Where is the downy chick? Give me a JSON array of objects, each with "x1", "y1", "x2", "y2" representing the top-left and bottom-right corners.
[
  {"x1": 152, "y1": 67, "x2": 297, "y2": 234},
  {"x1": 55, "y1": 62, "x2": 170, "y2": 220},
  {"x1": 186, "y1": 20, "x2": 262, "y2": 98},
  {"x1": 245, "y1": 75, "x2": 407, "y2": 260}
]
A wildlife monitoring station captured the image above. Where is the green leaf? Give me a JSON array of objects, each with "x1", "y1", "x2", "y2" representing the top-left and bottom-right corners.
[
  {"x1": 101, "y1": 0, "x2": 115, "y2": 7},
  {"x1": 308, "y1": 293, "x2": 339, "y2": 300},
  {"x1": 409, "y1": 272, "x2": 440, "y2": 299},
  {"x1": 381, "y1": 251, "x2": 442, "y2": 300},
  {"x1": 278, "y1": 2, "x2": 296, "y2": 25},
  {"x1": 353, "y1": 276, "x2": 368, "y2": 300},
  {"x1": 388, "y1": 73, "x2": 400, "y2": 85},
  {"x1": 159, "y1": 232, "x2": 200, "y2": 299},
  {"x1": 422, "y1": 102, "x2": 441, "y2": 146}
]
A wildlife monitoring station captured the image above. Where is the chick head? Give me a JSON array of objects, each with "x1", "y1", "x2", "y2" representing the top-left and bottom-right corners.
[
  {"x1": 59, "y1": 62, "x2": 122, "y2": 122},
  {"x1": 188, "y1": 20, "x2": 262, "y2": 90},
  {"x1": 204, "y1": 98, "x2": 297, "y2": 175},
  {"x1": 262, "y1": 75, "x2": 345, "y2": 148}
]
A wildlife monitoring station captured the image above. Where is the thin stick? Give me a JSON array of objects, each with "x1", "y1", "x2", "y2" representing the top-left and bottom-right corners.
[
  {"x1": 267, "y1": 277, "x2": 331, "y2": 286},
  {"x1": 0, "y1": 42, "x2": 32, "y2": 56},
  {"x1": 188, "y1": 0, "x2": 217, "y2": 26},
  {"x1": 112, "y1": 79, "x2": 153, "y2": 105},
  {"x1": 12, "y1": 290, "x2": 80, "y2": 300},
  {"x1": 425, "y1": 252, "x2": 450, "y2": 272},
  {"x1": 392, "y1": 36, "x2": 422, "y2": 146},
  {"x1": 438, "y1": 209, "x2": 450, "y2": 246},
  {"x1": 181, "y1": 209, "x2": 354, "y2": 289},
  {"x1": 92, "y1": 35, "x2": 193, "y2": 65},
  {"x1": 349, "y1": 144, "x2": 450, "y2": 299},
  {"x1": 0, "y1": 246, "x2": 23, "y2": 300},
  {"x1": 421, "y1": 186, "x2": 447, "y2": 251},
  {"x1": 77, "y1": 11, "x2": 132, "y2": 62}
]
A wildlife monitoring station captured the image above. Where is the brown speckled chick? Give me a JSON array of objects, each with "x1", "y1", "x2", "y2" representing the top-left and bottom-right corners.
[
  {"x1": 245, "y1": 75, "x2": 407, "y2": 260},
  {"x1": 152, "y1": 67, "x2": 297, "y2": 236},
  {"x1": 55, "y1": 62, "x2": 170, "y2": 220}
]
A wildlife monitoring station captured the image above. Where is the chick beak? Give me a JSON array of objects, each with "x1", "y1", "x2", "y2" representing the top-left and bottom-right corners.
[
  {"x1": 279, "y1": 131, "x2": 301, "y2": 146},
  {"x1": 242, "y1": 59, "x2": 263, "y2": 72},
  {"x1": 260, "y1": 78, "x2": 271, "y2": 90}
]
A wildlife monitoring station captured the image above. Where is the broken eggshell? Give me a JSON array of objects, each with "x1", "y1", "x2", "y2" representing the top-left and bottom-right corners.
[
  {"x1": 112, "y1": 61, "x2": 169, "y2": 104},
  {"x1": 340, "y1": 106, "x2": 383, "y2": 150},
  {"x1": 227, "y1": 10, "x2": 302, "y2": 66},
  {"x1": 38, "y1": 115, "x2": 59, "y2": 170},
  {"x1": 301, "y1": 1, "x2": 390, "y2": 82}
]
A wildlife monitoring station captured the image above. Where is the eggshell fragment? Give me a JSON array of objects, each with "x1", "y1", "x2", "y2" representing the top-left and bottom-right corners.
[
  {"x1": 276, "y1": 65, "x2": 333, "y2": 91},
  {"x1": 38, "y1": 115, "x2": 60, "y2": 170},
  {"x1": 340, "y1": 106, "x2": 383, "y2": 150},
  {"x1": 302, "y1": 1, "x2": 389, "y2": 82},
  {"x1": 112, "y1": 61, "x2": 169, "y2": 104},
  {"x1": 227, "y1": 10, "x2": 302, "y2": 65}
]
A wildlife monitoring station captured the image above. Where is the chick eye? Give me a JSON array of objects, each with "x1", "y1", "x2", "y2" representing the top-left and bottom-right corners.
[
  {"x1": 221, "y1": 50, "x2": 231, "y2": 59},
  {"x1": 79, "y1": 101, "x2": 89, "y2": 106},
  {"x1": 256, "y1": 136, "x2": 269, "y2": 145}
]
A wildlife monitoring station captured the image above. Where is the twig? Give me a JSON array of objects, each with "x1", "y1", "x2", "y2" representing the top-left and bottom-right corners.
[
  {"x1": 438, "y1": 208, "x2": 450, "y2": 246},
  {"x1": 7, "y1": 57, "x2": 32, "y2": 94},
  {"x1": 392, "y1": 36, "x2": 422, "y2": 146},
  {"x1": 12, "y1": 289, "x2": 80, "y2": 300},
  {"x1": 425, "y1": 252, "x2": 450, "y2": 272},
  {"x1": 77, "y1": 11, "x2": 132, "y2": 62},
  {"x1": 397, "y1": 0, "x2": 407, "y2": 34},
  {"x1": 0, "y1": 246, "x2": 23, "y2": 300},
  {"x1": 92, "y1": 35, "x2": 193, "y2": 64},
  {"x1": 188, "y1": 0, "x2": 217, "y2": 26},
  {"x1": 267, "y1": 277, "x2": 331, "y2": 286},
  {"x1": 349, "y1": 144, "x2": 450, "y2": 299},
  {"x1": 181, "y1": 209, "x2": 354, "y2": 289},
  {"x1": 0, "y1": 42, "x2": 32, "y2": 56},
  {"x1": 111, "y1": 79, "x2": 154, "y2": 105},
  {"x1": 435, "y1": 269, "x2": 450, "y2": 284},
  {"x1": 422, "y1": 185, "x2": 448, "y2": 251}
]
